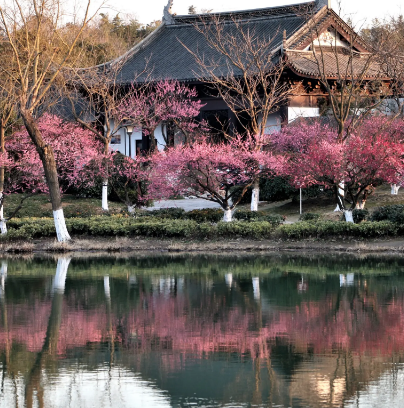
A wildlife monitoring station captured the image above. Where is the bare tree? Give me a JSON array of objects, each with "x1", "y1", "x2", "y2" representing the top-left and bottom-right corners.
[
  {"x1": 64, "y1": 60, "x2": 140, "y2": 211},
  {"x1": 0, "y1": 0, "x2": 101, "y2": 241},
  {"x1": 182, "y1": 14, "x2": 291, "y2": 211},
  {"x1": 362, "y1": 16, "x2": 404, "y2": 118},
  {"x1": 0, "y1": 72, "x2": 18, "y2": 235}
]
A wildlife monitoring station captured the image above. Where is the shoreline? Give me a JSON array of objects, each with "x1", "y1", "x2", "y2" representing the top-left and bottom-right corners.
[{"x1": 1, "y1": 236, "x2": 404, "y2": 256}]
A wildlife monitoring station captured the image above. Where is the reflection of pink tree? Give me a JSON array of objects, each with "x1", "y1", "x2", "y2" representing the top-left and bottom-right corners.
[{"x1": 4, "y1": 281, "x2": 404, "y2": 362}]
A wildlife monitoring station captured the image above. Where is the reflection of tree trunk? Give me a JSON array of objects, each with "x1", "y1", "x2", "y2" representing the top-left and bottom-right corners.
[
  {"x1": 25, "y1": 257, "x2": 71, "y2": 408},
  {"x1": 0, "y1": 125, "x2": 7, "y2": 234},
  {"x1": 0, "y1": 262, "x2": 10, "y2": 370},
  {"x1": 104, "y1": 276, "x2": 115, "y2": 367}
]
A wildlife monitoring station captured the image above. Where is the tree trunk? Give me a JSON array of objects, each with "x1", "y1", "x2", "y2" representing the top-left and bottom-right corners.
[
  {"x1": 223, "y1": 208, "x2": 232, "y2": 222},
  {"x1": 344, "y1": 210, "x2": 354, "y2": 223},
  {"x1": 102, "y1": 178, "x2": 109, "y2": 211},
  {"x1": 251, "y1": 178, "x2": 259, "y2": 211},
  {"x1": 334, "y1": 182, "x2": 345, "y2": 212},
  {"x1": 150, "y1": 129, "x2": 157, "y2": 152},
  {"x1": 21, "y1": 112, "x2": 71, "y2": 242},
  {"x1": 391, "y1": 184, "x2": 400, "y2": 195},
  {"x1": 0, "y1": 125, "x2": 6, "y2": 235}
]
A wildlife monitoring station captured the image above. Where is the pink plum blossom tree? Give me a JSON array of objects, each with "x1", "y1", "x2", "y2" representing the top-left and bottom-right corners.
[
  {"x1": 150, "y1": 135, "x2": 282, "y2": 221},
  {"x1": 117, "y1": 80, "x2": 206, "y2": 150},
  {"x1": 2, "y1": 115, "x2": 101, "y2": 236},
  {"x1": 272, "y1": 118, "x2": 404, "y2": 221},
  {"x1": 77, "y1": 152, "x2": 148, "y2": 213}
]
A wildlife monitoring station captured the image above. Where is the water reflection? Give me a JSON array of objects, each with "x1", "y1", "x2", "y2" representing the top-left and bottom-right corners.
[{"x1": 1, "y1": 255, "x2": 404, "y2": 407}]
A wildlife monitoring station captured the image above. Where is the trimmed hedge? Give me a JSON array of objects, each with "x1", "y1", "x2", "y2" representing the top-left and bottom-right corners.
[
  {"x1": 3, "y1": 216, "x2": 401, "y2": 241},
  {"x1": 234, "y1": 210, "x2": 285, "y2": 226},
  {"x1": 186, "y1": 208, "x2": 223, "y2": 223},
  {"x1": 277, "y1": 221, "x2": 398, "y2": 239},
  {"x1": 299, "y1": 212, "x2": 320, "y2": 222},
  {"x1": 3, "y1": 216, "x2": 277, "y2": 240}
]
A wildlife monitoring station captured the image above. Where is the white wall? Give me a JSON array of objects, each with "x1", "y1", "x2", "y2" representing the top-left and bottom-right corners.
[
  {"x1": 110, "y1": 123, "x2": 166, "y2": 158},
  {"x1": 264, "y1": 112, "x2": 282, "y2": 134},
  {"x1": 288, "y1": 107, "x2": 320, "y2": 123}
]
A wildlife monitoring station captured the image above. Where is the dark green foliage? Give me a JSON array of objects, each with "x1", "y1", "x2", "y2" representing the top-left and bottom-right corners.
[
  {"x1": 139, "y1": 208, "x2": 186, "y2": 219},
  {"x1": 299, "y1": 213, "x2": 321, "y2": 222},
  {"x1": 353, "y1": 209, "x2": 369, "y2": 224},
  {"x1": 186, "y1": 208, "x2": 223, "y2": 223},
  {"x1": 234, "y1": 210, "x2": 285, "y2": 226},
  {"x1": 278, "y1": 221, "x2": 398, "y2": 239},
  {"x1": 370, "y1": 205, "x2": 404, "y2": 224},
  {"x1": 216, "y1": 221, "x2": 274, "y2": 238},
  {"x1": 259, "y1": 176, "x2": 298, "y2": 202}
]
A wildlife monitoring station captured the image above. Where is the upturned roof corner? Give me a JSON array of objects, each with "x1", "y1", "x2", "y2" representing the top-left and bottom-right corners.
[{"x1": 163, "y1": 0, "x2": 175, "y2": 25}]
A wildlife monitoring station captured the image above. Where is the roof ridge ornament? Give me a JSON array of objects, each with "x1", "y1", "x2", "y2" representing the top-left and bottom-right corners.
[
  {"x1": 316, "y1": 0, "x2": 331, "y2": 10},
  {"x1": 163, "y1": 0, "x2": 175, "y2": 25}
]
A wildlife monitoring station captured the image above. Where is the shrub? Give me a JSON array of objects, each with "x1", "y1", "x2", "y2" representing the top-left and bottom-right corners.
[
  {"x1": 216, "y1": 221, "x2": 274, "y2": 238},
  {"x1": 277, "y1": 220, "x2": 398, "y2": 239},
  {"x1": 370, "y1": 205, "x2": 404, "y2": 224},
  {"x1": 186, "y1": 208, "x2": 223, "y2": 223},
  {"x1": 234, "y1": 210, "x2": 284, "y2": 226},
  {"x1": 299, "y1": 213, "x2": 320, "y2": 222},
  {"x1": 139, "y1": 208, "x2": 186, "y2": 219},
  {"x1": 352, "y1": 209, "x2": 369, "y2": 224},
  {"x1": 234, "y1": 210, "x2": 262, "y2": 221}
]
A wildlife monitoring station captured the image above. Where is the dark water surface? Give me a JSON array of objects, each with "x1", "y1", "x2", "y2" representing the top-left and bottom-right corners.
[{"x1": 1, "y1": 254, "x2": 404, "y2": 407}]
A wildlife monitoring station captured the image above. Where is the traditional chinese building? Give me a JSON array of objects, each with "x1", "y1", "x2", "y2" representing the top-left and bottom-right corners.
[{"x1": 107, "y1": 0, "x2": 385, "y2": 157}]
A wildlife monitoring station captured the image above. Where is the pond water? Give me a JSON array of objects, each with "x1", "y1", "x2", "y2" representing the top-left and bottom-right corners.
[{"x1": 2, "y1": 254, "x2": 404, "y2": 407}]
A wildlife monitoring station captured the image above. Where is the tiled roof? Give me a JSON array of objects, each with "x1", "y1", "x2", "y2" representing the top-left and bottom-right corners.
[
  {"x1": 113, "y1": 2, "x2": 317, "y2": 84},
  {"x1": 286, "y1": 49, "x2": 386, "y2": 79}
]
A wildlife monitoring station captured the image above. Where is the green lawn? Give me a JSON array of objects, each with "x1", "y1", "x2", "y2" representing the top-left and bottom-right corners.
[{"x1": 4, "y1": 194, "x2": 125, "y2": 219}]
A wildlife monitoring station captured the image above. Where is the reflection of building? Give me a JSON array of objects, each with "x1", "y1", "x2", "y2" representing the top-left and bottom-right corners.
[
  {"x1": 340, "y1": 273, "x2": 354, "y2": 287},
  {"x1": 104, "y1": 0, "x2": 385, "y2": 157}
]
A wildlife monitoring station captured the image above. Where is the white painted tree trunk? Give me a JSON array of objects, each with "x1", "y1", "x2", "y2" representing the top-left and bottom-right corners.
[
  {"x1": 0, "y1": 203, "x2": 6, "y2": 234},
  {"x1": 344, "y1": 210, "x2": 354, "y2": 223},
  {"x1": 104, "y1": 276, "x2": 111, "y2": 299},
  {"x1": 223, "y1": 209, "x2": 232, "y2": 222},
  {"x1": 53, "y1": 209, "x2": 71, "y2": 242},
  {"x1": 251, "y1": 184, "x2": 259, "y2": 211},
  {"x1": 102, "y1": 179, "x2": 109, "y2": 211},
  {"x1": 53, "y1": 257, "x2": 71, "y2": 294},
  {"x1": 128, "y1": 205, "x2": 135, "y2": 214},
  {"x1": 334, "y1": 182, "x2": 344, "y2": 212},
  {"x1": 252, "y1": 277, "x2": 260, "y2": 300},
  {"x1": 225, "y1": 273, "x2": 233, "y2": 288},
  {"x1": 391, "y1": 184, "x2": 401, "y2": 195}
]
